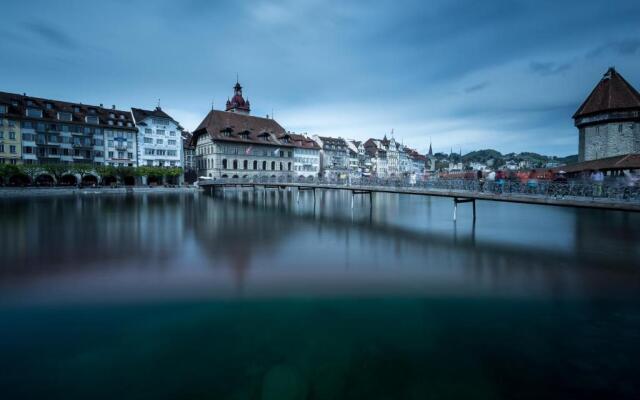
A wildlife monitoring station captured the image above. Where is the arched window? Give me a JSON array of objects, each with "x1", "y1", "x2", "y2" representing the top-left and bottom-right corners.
[
  {"x1": 279, "y1": 162, "x2": 283, "y2": 171},
  {"x1": 263, "y1": 161, "x2": 267, "y2": 170},
  {"x1": 253, "y1": 160, "x2": 258, "y2": 170},
  {"x1": 243, "y1": 160, "x2": 248, "y2": 170},
  {"x1": 233, "y1": 160, "x2": 238, "y2": 169},
  {"x1": 288, "y1": 162, "x2": 291, "y2": 171},
  {"x1": 222, "y1": 159, "x2": 227, "y2": 169},
  {"x1": 271, "y1": 161, "x2": 275, "y2": 170}
]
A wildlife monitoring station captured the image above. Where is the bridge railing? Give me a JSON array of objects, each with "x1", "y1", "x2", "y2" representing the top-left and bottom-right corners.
[{"x1": 205, "y1": 175, "x2": 640, "y2": 203}]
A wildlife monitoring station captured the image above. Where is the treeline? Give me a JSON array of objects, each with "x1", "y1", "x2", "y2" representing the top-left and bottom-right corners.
[{"x1": 0, "y1": 163, "x2": 183, "y2": 184}]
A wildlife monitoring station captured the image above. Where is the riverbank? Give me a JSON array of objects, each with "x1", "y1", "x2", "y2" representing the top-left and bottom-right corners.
[{"x1": 0, "y1": 186, "x2": 202, "y2": 198}]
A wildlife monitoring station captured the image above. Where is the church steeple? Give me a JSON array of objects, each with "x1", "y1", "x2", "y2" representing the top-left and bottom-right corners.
[{"x1": 225, "y1": 79, "x2": 251, "y2": 115}]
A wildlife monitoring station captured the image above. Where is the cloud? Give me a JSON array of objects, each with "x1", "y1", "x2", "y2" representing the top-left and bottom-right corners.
[
  {"x1": 464, "y1": 82, "x2": 490, "y2": 93},
  {"x1": 25, "y1": 21, "x2": 77, "y2": 50},
  {"x1": 586, "y1": 38, "x2": 640, "y2": 58},
  {"x1": 529, "y1": 61, "x2": 571, "y2": 76}
]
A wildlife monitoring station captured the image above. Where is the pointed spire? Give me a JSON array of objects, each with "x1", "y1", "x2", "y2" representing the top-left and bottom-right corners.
[{"x1": 428, "y1": 140, "x2": 433, "y2": 156}]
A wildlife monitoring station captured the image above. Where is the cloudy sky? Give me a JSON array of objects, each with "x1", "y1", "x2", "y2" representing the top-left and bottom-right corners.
[{"x1": 1, "y1": 0, "x2": 639, "y2": 156}]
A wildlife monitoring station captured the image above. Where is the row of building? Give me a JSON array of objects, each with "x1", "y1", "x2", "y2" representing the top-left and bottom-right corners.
[
  {"x1": 0, "y1": 93, "x2": 185, "y2": 174},
  {"x1": 1, "y1": 81, "x2": 432, "y2": 183},
  {"x1": 191, "y1": 81, "x2": 433, "y2": 180}
]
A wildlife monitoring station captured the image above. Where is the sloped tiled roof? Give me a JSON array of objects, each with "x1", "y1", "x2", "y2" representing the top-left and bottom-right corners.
[
  {"x1": 192, "y1": 110, "x2": 292, "y2": 147},
  {"x1": 0, "y1": 91, "x2": 135, "y2": 130},
  {"x1": 131, "y1": 107, "x2": 176, "y2": 124},
  {"x1": 573, "y1": 68, "x2": 640, "y2": 118},
  {"x1": 561, "y1": 153, "x2": 640, "y2": 173}
]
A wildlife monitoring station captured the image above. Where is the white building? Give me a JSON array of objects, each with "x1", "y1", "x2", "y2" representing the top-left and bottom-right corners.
[
  {"x1": 132, "y1": 107, "x2": 183, "y2": 168},
  {"x1": 313, "y1": 135, "x2": 349, "y2": 178},
  {"x1": 290, "y1": 133, "x2": 321, "y2": 178}
]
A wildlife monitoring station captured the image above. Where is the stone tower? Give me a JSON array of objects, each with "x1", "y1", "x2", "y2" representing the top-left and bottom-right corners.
[{"x1": 573, "y1": 67, "x2": 640, "y2": 162}]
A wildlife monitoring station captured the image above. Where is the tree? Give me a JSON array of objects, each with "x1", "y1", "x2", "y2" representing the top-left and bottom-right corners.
[
  {"x1": 20, "y1": 164, "x2": 42, "y2": 184},
  {"x1": 115, "y1": 166, "x2": 135, "y2": 185},
  {"x1": 96, "y1": 165, "x2": 117, "y2": 185},
  {"x1": 43, "y1": 163, "x2": 69, "y2": 184},
  {"x1": 70, "y1": 163, "x2": 94, "y2": 182},
  {"x1": 165, "y1": 167, "x2": 183, "y2": 184}
]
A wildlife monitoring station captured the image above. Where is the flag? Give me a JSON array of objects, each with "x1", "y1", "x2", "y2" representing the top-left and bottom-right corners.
[
  {"x1": 273, "y1": 148, "x2": 280, "y2": 156},
  {"x1": 245, "y1": 146, "x2": 253, "y2": 155}
]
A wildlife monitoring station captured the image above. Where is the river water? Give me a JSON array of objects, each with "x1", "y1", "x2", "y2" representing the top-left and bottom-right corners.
[{"x1": 1, "y1": 190, "x2": 639, "y2": 399}]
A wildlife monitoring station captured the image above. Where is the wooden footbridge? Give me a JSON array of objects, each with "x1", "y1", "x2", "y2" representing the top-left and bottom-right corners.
[{"x1": 199, "y1": 179, "x2": 640, "y2": 219}]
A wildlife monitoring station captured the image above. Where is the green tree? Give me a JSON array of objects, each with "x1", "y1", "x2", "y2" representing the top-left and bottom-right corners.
[
  {"x1": 70, "y1": 163, "x2": 94, "y2": 183},
  {"x1": 165, "y1": 167, "x2": 183, "y2": 184},
  {"x1": 20, "y1": 164, "x2": 42, "y2": 184},
  {"x1": 43, "y1": 163, "x2": 69, "y2": 184},
  {"x1": 96, "y1": 165, "x2": 117, "y2": 185},
  {"x1": 115, "y1": 166, "x2": 136, "y2": 185}
]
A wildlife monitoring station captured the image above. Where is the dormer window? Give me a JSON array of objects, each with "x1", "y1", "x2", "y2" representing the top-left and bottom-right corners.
[
  {"x1": 26, "y1": 107, "x2": 43, "y2": 118},
  {"x1": 117, "y1": 121, "x2": 123, "y2": 127},
  {"x1": 85, "y1": 115, "x2": 99, "y2": 124},
  {"x1": 57, "y1": 111, "x2": 72, "y2": 121},
  {"x1": 240, "y1": 131, "x2": 250, "y2": 140},
  {"x1": 109, "y1": 113, "x2": 115, "y2": 119},
  {"x1": 73, "y1": 106, "x2": 80, "y2": 113},
  {"x1": 45, "y1": 103, "x2": 53, "y2": 110},
  {"x1": 119, "y1": 114, "x2": 125, "y2": 120},
  {"x1": 27, "y1": 100, "x2": 35, "y2": 106},
  {"x1": 126, "y1": 122, "x2": 132, "y2": 127},
  {"x1": 108, "y1": 120, "x2": 114, "y2": 125},
  {"x1": 0, "y1": 105, "x2": 7, "y2": 114}
]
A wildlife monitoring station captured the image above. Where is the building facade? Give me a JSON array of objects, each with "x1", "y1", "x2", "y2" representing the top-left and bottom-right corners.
[
  {"x1": 290, "y1": 133, "x2": 321, "y2": 178},
  {"x1": 132, "y1": 107, "x2": 183, "y2": 167},
  {"x1": 192, "y1": 81, "x2": 296, "y2": 179},
  {"x1": 313, "y1": 136, "x2": 349, "y2": 178},
  {"x1": 0, "y1": 92, "x2": 136, "y2": 173},
  {"x1": 0, "y1": 103, "x2": 21, "y2": 165},
  {"x1": 574, "y1": 67, "x2": 640, "y2": 162}
]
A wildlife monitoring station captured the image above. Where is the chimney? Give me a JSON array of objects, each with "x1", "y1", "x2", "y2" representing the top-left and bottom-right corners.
[
  {"x1": 100, "y1": 103, "x2": 104, "y2": 108},
  {"x1": 112, "y1": 105, "x2": 116, "y2": 110}
]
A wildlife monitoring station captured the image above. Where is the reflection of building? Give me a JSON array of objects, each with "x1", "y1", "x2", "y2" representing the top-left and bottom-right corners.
[
  {"x1": 574, "y1": 67, "x2": 640, "y2": 162},
  {"x1": 192, "y1": 81, "x2": 296, "y2": 179},
  {"x1": 132, "y1": 106, "x2": 183, "y2": 168},
  {"x1": 182, "y1": 131, "x2": 197, "y2": 183}
]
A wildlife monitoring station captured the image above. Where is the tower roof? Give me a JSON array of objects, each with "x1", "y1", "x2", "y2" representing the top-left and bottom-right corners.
[{"x1": 573, "y1": 67, "x2": 640, "y2": 119}]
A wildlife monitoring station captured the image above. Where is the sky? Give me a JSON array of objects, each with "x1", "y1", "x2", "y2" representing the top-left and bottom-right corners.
[{"x1": 1, "y1": 0, "x2": 639, "y2": 156}]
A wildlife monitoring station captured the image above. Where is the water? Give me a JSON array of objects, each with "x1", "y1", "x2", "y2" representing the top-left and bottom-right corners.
[{"x1": 1, "y1": 190, "x2": 639, "y2": 399}]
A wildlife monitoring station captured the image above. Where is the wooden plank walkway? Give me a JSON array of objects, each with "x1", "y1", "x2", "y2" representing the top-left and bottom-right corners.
[{"x1": 199, "y1": 181, "x2": 640, "y2": 212}]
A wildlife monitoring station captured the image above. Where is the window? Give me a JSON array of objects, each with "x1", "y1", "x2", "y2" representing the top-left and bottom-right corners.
[
  {"x1": 109, "y1": 113, "x2": 115, "y2": 119},
  {"x1": 117, "y1": 121, "x2": 123, "y2": 127},
  {"x1": 128, "y1": 152, "x2": 133, "y2": 159},
  {"x1": 152, "y1": 118, "x2": 169, "y2": 126},
  {"x1": 9, "y1": 132, "x2": 15, "y2": 140},
  {"x1": 108, "y1": 140, "x2": 114, "y2": 147},
  {"x1": 145, "y1": 149, "x2": 155, "y2": 155},
  {"x1": 0, "y1": 144, "x2": 3, "y2": 152},
  {"x1": 233, "y1": 160, "x2": 238, "y2": 169},
  {"x1": 144, "y1": 137, "x2": 153, "y2": 144},
  {"x1": 271, "y1": 161, "x2": 275, "y2": 170},
  {"x1": 167, "y1": 150, "x2": 177, "y2": 156},
  {"x1": 263, "y1": 161, "x2": 267, "y2": 170},
  {"x1": 108, "y1": 151, "x2": 114, "y2": 158},
  {"x1": 157, "y1": 150, "x2": 166, "y2": 156},
  {"x1": 157, "y1": 139, "x2": 163, "y2": 144},
  {"x1": 85, "y1": 115, "x2": 99, "y2": 124},
  {"x1": 253, "y1": 160, "x2": 257, "y2": 170},
  {"x1": 0, "y1": 105, "x2": 7, "y2": 114},
  {"x1": 168, "y1": 139, "x2": 176, "y2": 145},
  {"x1": 0, "y1": 132, "x2": 3, "y2": 139},
  {"x1": 222, "y1": 159, "x2": 227, "y2": 169},
  {"x1": 108, "y1": 120, "x2": 114, "y2": 125},
  {"x1": 243, "y1": 160, "x2": 248, "y2": 169},
  {"x1": 73, "y1": 106, "x2": 80, "y2": 113},
  {"x1": 157, "y1": 129, "x2": 165, "y2": 135},
  {"x1": 58, "y1": 111, "x2": 72, "y2": 121},
  {"x1": 26, "y1": 108, "x2": 43, "y2": 118},
  {"x1": 119, "y1": 115, "x2": 125, "y2": 120},
  {"x1": 118, "y1": 151, "x2": 125, "y2": 159},
  {"x1": 169, "y1": 131, "x2": 176, "y2": 136},
  {"x1": 145, "y1": 128, "x2": 152, "y2": 134}
]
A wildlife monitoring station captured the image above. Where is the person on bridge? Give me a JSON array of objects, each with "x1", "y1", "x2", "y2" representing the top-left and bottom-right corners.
[{"x1": 477, "y1": 170, "x2": 485, "y2": 192}]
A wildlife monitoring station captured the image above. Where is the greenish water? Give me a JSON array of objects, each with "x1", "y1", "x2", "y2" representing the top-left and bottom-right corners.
[{"x1": 0, "y1": 191, "x2": 639, "y2": 399}]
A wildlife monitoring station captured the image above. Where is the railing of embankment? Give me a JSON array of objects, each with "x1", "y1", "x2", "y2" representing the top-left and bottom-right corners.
[{"x1": 204, "y1": 175, "x2": 640, "y2": 204}]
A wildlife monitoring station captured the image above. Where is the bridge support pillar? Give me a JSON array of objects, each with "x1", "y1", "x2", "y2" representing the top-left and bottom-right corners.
[{"x1": 453, "y1": 197, "x2": 476, "y2": 221}]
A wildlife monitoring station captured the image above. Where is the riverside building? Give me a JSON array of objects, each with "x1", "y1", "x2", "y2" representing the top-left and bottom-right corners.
[
  {"x1": 0, "y1": 91, "x2": 136, "y2": 169},
  {"x1": 574, "y1": 67, "x2": 640, "y2": 162},
  {"x1": 132, "y1": 107, "x2": 183, "y2": 168},
  {"x1": 191, "y1": 81, "x2": 296, "y2": 179},
  {"x1": 0, "y1": 101, "x2": 21, "y2": 165}
]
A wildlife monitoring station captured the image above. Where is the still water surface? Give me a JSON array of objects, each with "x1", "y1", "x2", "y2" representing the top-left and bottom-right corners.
[{"x1": 1, "y1": 190, "x2": 639, "y2": 399}]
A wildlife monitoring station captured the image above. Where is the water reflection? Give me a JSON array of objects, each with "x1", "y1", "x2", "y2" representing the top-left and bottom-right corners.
[{"x1": 1, "y1": 191, "x2": 639, "y2": 304}]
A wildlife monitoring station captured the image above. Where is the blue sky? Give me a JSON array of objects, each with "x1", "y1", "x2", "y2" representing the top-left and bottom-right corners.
[{"x1": 1, "y1": 0, "x2": 639, "y2": 156}]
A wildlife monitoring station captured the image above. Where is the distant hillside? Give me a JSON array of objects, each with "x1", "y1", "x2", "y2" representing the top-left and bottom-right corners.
[{"x1": 434, "y1": 148, "x2": 578, "y2": 169}]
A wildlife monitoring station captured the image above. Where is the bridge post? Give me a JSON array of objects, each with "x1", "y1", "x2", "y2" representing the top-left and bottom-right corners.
[
  {"x1": 453, "y1": 199, "x2": 457, "y2": 221},
  {"x1": 351, "y1": 190, "x2": 354, "y2": 209},
  {"x1": 296, "y1": 188, "x2": 300, "y2": 204}
]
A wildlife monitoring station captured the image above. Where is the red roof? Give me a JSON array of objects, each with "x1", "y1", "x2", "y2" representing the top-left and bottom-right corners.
[{"x1": 573, "y1": 67, "x2": 640, "y2": 118}]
